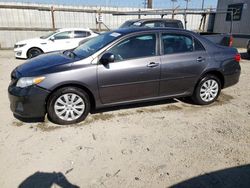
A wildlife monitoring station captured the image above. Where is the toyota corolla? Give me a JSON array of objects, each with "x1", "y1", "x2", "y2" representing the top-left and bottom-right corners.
[{"x1": 8, "y1": 28, "x2": 241, "y2": 125}]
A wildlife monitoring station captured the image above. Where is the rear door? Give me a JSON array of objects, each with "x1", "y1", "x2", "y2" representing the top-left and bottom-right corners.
[
  {"x1": 159, "y1": 32, "x2": 208, "y2": 96},
  {"x1": 97, "y1": 33, "x2": 161, "y2": 104}
]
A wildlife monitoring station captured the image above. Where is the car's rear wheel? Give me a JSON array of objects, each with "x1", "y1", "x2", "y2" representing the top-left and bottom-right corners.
[
  {"x1": 192, "y1": 74, "x2": 221, "y2": 105},
  {"x1": 27, "y1": 47, "x2": 43, "y2": 59},
  {"x1": 47, "y1": 87, "x2": 90, "y2": 125}
]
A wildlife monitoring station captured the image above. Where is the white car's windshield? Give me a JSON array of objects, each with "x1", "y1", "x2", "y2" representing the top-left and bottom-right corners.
[
  {"x1": 73, "y1": 31, "x2": 123, "y2": 58},
  {"x1": 40, "y1": 30, "x2": 59, "y2": 39}
]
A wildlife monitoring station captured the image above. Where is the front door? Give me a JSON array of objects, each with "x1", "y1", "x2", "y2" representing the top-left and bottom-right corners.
[
  {"x1": 47, "y1": 31, "x2": 74, "y2": 52},
  {"x1": 97, "y1": 33, "x2": 161, "y2": 104}
]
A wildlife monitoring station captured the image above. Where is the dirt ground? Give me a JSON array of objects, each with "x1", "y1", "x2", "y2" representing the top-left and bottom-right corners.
[{"x1": 0, "y1": 50, "x2": 250, "y2": 188}]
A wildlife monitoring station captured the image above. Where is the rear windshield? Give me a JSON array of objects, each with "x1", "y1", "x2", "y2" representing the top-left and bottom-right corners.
[{"x1": 165, "y1": 22, "x2": 180, "y2": 28}]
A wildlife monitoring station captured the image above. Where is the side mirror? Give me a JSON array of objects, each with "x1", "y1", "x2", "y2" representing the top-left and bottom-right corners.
[
  {"x1": 100, "y1": 53, "x2": 115, "y2": 64},
  {"x1": 50, "y1": 36, "x2": 55, "y2": 41}
]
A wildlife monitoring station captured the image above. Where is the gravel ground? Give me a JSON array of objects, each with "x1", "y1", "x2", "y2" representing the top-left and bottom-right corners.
[{"x1": 0, "y1": 50, "x2": 250, "y2": 188}]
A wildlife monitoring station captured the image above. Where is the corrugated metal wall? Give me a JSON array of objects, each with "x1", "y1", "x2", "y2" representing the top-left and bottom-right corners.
[
  {"x1": 214, "y1": 0, "x2": 250, "y2": 34},
  {"x1": 213, "y1": 0, "x2": 250, "y2": 47},
  {"x1": 0, "y1": 2, "x2": 205, "y2": 49}
]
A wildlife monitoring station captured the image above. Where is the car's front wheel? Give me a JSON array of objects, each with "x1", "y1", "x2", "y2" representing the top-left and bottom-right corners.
[
  {"x1": 47, "y1": 87, "x2": 90, "y2": 125},
  {"x1": 27, "y1": 47, "x2": 43, "y2": 59},
  {"x1": 192, "y1": 74, "x2": 221, "y2": 105}
]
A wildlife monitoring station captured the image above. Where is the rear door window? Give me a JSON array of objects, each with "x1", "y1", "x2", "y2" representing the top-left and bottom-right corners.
[
  {"x1": 74, "y1": 31, "x2": 91, "y2": 38},
  {"x1": 194, "y1": 38, "x2": 205, "y2": 51},
  {"x1": 162, "y1": 33, "x2": 193, "y2": 54}
]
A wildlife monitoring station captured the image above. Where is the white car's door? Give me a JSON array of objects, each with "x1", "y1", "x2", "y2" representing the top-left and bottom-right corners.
[{"x1": 47, "y1": 31, "x2": 75, "y2": 52}]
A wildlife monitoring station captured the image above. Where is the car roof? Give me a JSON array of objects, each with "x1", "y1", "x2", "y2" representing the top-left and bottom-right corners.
[
  {"x1": 112, "y1": 27, "x2": 188, "y2": 35},
  {"x1": 58, "y1": 28, "x2": 91, "y2": 32},
  {"x1": 125, "y1": 18, "x2": 182, "y2": 23}
]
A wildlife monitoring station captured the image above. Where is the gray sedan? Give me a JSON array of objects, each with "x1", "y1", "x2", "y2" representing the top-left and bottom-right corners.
[{"x1": 9, "y1": 28, "x2": 241, "y2": 125}]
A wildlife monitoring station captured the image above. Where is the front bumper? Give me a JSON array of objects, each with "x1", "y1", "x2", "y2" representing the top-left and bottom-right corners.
[
  {"x1": 8, "y1": 85, "x2": 50, "y2": 120},
  {"x1": 14, "y1": 48, "x2": 27, "y2": 59}
]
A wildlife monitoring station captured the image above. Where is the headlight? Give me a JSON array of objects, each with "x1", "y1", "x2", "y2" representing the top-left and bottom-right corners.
[
  {"x1": 14, "y1": 44, "x2": 26, "y2": 48},
  {"x1": 16, "y1": 76, "x2": 45, "y2": 88}
]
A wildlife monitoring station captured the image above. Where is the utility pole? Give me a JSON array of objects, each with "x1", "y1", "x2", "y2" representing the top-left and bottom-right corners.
[
  {"x1": 171, "y1": 0, "x2": 178, "y2": 19},
  {"x1": 202, "y1": 0, "x2": 205, "y2": 9},
  {"x1": 184, "y1": 0, "x2": 190, "y2": 10},
  {"x1": 147, "y1": 0, "x2": 152, "y2": 8},
  {"x1": 183, "y1": 0, "x2": 190, "y2": 29},
  {"x1": 171, "y1": 0, "x2": 177, "y2": 9}
]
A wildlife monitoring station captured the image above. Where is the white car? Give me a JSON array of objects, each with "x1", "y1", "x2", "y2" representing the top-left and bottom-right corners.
[{"x1": 14, "y1": 28, "x2": 98, "y2": 59}]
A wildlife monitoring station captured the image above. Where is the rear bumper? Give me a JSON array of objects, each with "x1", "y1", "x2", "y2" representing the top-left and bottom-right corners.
[
  {"x1": 8, "y1": 85, "x2": 50, "y2": 120},
  {"x1": 223, "y1": 69, "x2": 241, "y2": 88}
]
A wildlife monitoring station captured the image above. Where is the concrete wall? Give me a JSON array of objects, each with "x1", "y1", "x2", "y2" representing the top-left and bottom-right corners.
[{"x1": 0, "y1": 2, "x2": 206, "y2": 49}]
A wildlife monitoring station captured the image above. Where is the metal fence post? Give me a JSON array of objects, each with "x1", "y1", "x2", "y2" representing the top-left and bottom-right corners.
[{"x1": 51, "y1": 6, "x2": 55, "y2": 31}]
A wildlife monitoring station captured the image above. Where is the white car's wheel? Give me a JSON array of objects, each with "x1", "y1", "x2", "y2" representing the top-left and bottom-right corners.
[{"x1": 27, "y1": 48, "x2": 43, "y2": 59}]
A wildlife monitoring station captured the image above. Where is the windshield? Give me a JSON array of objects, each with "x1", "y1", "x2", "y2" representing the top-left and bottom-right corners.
[
  {"x1": 40, "y1": 30, "x2": 58, "y2": 39},
  {"x1": 73, "y1": 32, "x2": 123, "y2": 58}
]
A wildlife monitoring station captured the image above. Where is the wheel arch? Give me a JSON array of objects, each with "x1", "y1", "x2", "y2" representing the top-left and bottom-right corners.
[
  {"x1": 26, "y1": 47, "x2": 44, "y2": 57},
  {"x1": 196, "y1": 70, "x2": 225, "y2": 90},
  {"x1": 45, "y1": 83, "x2": 96, "y2": 111}
]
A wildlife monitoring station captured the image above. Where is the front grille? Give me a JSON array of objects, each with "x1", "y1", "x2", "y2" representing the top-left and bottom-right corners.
[{"x1": 14, "y1": 44, "x2": 18, "y2": 49}]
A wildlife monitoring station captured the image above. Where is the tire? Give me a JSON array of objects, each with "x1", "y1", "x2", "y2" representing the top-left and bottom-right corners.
[
  {"x1": 27, "y1": 47, "x2": 43, "y2": 59},
  {"x1": 192, "y1": 74, "x2": 221, "y2": 105},
  {"x1": 47, "y1": 87, "x2": 90, "y2": 125}
]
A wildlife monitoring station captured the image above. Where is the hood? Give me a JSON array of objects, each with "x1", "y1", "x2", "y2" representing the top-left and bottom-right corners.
[
  {"x1": 16, "y1": 52, "x2": 80, "y2": 77},
  {"x1": 15, "y1": 37, "x2": 45, "y2": 45}
]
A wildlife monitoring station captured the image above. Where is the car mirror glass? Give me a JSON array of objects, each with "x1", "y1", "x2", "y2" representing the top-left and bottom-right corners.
[
  {"x1": 50, "y1": 36, "x2": 55, "y2": 41},
  {"x1": 100, "y1": 53, "x2": 115, "y2": 65}
]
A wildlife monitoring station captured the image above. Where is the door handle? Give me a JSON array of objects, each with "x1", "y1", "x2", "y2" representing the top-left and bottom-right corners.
[
  {"x1": 197, "y1": 57, "x2": 205, "y2": 62},
  {"x1": 147, "y1": 62, "x2": 159, "y2": 68}
]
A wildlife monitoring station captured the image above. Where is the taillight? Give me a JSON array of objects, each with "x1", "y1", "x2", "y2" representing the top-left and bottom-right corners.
[
  {"x1": 234, "y1": 53, "x2": 241, "y2": 62},
  {"x1": 229, "y1": 36, "x2": 233, "y2": 47}
]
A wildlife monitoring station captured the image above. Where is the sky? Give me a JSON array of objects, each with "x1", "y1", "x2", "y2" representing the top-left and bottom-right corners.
[{"x1": 1, "y1": 0, "x2": 218, "y2": 9}]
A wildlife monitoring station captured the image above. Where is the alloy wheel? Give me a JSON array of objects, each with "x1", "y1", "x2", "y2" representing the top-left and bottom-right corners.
[
  {"x1": 54, "y1": 93, "x2": 85, "y2": 121},
  {"x1": 200, "y1": 79, "x2": 219, "y2": 102}
]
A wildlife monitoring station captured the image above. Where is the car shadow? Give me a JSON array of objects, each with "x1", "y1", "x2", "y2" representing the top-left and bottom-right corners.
[
  {"x1": 91, "y1": 98, "x2": 178, "y2": 114},
  {"x1": 18, "y1": 171, "x2": 79, "y2": 188},
  {"x1": 170, "y1": 164, "x2": 250, "y2": 188},
  {"x1": 240, "y1": 52, "x2": 250, "y2": 60}
]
